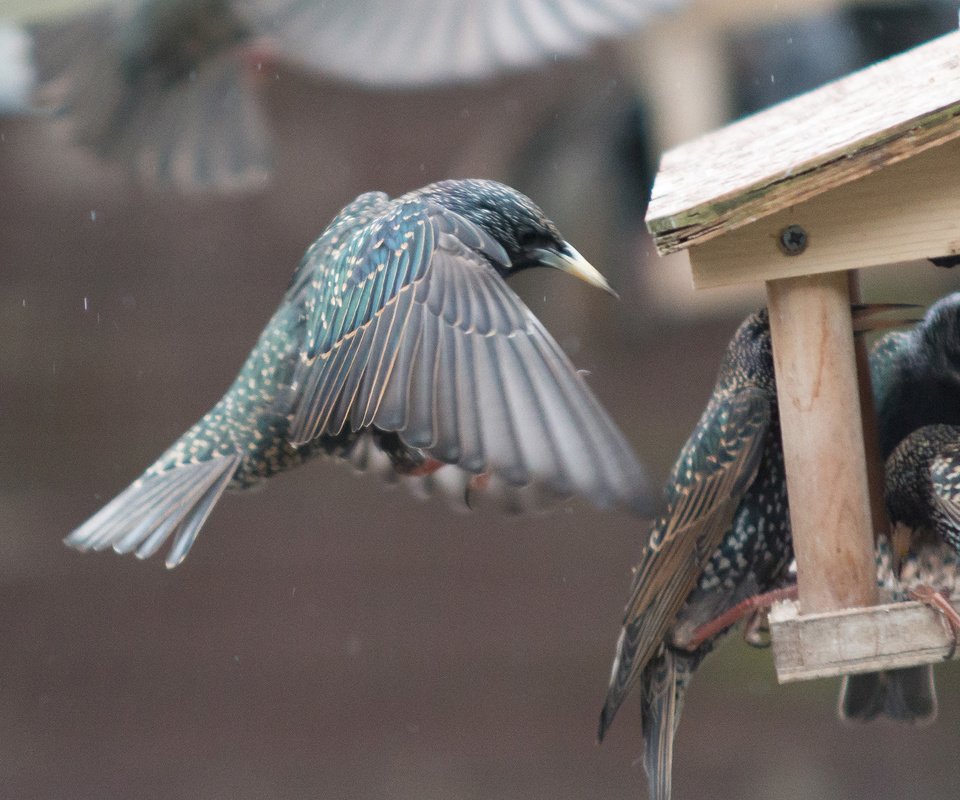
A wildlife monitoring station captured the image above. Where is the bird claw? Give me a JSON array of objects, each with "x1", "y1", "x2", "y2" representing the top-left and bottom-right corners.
[
  {"x1": 681, "y1": 584, "x2": 798, "y2": 652},
  {"x1": 463, "y1": 472, "x2": 490, "y2": 508},
  {"x1": 909, "y1": 585, "x2": 960, "y2": 660}
]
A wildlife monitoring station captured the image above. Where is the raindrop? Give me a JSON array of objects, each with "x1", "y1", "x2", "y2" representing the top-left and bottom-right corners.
[
  {"x1": 90, "y1": 210, "x2": 97, "y2": 222},
  {"x1": 83, "y1": 297, "x2": 89, "y2": 311}
]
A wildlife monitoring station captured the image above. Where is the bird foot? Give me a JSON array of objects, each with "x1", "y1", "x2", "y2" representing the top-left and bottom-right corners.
[
  {"x1": 909, "y1": 585, "x2": 960, "y2": 659},
  {"x1": 682, "y1": 584, "x2": 799, "y2": 652},
  {"x1": 399, "y1": 458, "x2": 447, "y2": 478},
  {"x1": 464, "y1": 472, "x2": 491, "y2": 508}
]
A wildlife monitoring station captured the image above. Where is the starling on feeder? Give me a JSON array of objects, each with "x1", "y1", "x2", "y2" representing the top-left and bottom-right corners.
[
  {"x1": 597, "y1": 308, "x2": 793, "y2": 800},
  {"x1": 840, "y1": 293, "x2": 960, "y2": 724},
  {"x1": 65, "y1": 179, "x2": 652, "y2": 568}
]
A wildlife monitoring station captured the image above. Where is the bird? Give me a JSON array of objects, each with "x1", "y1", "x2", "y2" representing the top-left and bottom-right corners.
[
  {"x1": 840, "y1": 293, "x2": 960, "y2": 724},
  {"x1": 597, "y1": 307, "x2": 793, "y2": 800},
  {"x1": 65, "y1": 179, "x2": 654, "y2": 568},
  {"x1": 26, "y1": 0, "x2": 682, "y2": 190}
]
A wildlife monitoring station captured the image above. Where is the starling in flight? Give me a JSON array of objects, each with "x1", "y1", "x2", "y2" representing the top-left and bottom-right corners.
[
  {"x1": 28, "y1": 0, "x2": 680, "y2": 190},
  {"x1": 840, "y1": 293, "x2": 960, "y2": 725},
  {"x1": 597, "y1": 308, "x2": 793, "y2": 800},
  {"x1": 66, "y1": 179, "x2": 653, "y2": 568}
]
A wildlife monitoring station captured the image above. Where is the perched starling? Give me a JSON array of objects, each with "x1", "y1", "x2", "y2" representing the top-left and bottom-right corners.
[
  {"x1": 28, "y1": 0, "x2": 681, "y2": 190},
  {"x1": 66, "y1": 179, "x2": 653, "y2": 568},
  {"x1": 840, "y1": 293, "x2": 960, "y2": 724},
  {"x1": 598, "y1": 308, "x2": 793, "y2": 800}
]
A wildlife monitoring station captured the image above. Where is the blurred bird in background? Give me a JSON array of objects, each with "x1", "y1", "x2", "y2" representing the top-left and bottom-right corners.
[
  {"x1": 11, "y1": 0, "x2": 681, "y2": 191},
  {"x1": 65, "y1": 179, "x2": 653, "y2": 568},
  {"x1": 597, "y1": 307, "x2": 791, "y2": 800},
  {"x1": 840, "y1": 293, "x2": 960, "y2": 726}
]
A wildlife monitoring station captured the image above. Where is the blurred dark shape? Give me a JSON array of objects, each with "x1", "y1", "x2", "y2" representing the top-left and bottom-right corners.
[
  {"x1": 728, "y1": 2, "x2": 958, "y2": 118},
  {"x1": 32, "y1": 0, "x2": 271, "y2": 192},
  {"x1": 65, "y1": 179, "x2": 653, "y2": 569},
  {"x1": 841, "y1": 293, "x2": 960, "y2": 724},
  {"x1": 29, "y1": 0, "x2": 683, "y2": 191},
  {"x1": 598, "y1": 309, "x2": 792, "y2": 800}
]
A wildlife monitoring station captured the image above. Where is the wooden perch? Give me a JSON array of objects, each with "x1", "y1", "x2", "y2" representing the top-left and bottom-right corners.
[{"x1": 769, "y1": 598, "x2": 960, "y2": 683}]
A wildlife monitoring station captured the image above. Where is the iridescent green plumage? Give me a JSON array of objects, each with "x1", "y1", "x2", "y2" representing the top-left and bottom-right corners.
[
  {"x1": 598, "y1": 309, "x2": 793, "y2": 800},
  {"x1": 840, "y1": 293, "x2": 960, "y2": 724},
  {"x1": 66, "y1": 179, "x2": 653, "y2": 568}
]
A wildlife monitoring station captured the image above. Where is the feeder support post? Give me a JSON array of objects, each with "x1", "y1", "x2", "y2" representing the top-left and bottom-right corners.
[{"x1": 765, "y1": 271, "x2": 879, "y2": 614}]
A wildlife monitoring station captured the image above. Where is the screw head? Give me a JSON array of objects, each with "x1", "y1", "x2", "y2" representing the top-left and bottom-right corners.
[{"x1": 778, "y1": 224, "x2": 808, "y2": 256}]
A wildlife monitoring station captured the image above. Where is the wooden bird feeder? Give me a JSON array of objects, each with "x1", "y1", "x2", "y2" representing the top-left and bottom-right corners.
[{"x1": 646, "y1": 31, "x2": 960, "y2": 683}]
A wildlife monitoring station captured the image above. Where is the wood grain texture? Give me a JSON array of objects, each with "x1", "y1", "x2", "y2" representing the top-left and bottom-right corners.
[
  {"x1": 766, "y1": 273, "x2": 878, "y2": 615},
  {"x1": 647, "y1": 30, "x2": 960, "y2": 255},
  {"x1": 688, "y1": 137, "x2": 960, "y2": 288},
  {"x1": 769, "y1": 597, "x2": 960, "y2": 683}
]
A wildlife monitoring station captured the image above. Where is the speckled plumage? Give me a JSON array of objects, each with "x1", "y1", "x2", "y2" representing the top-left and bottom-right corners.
[
  {"x1": 598, "y1": 309, "x2": 793, "y2": 800},
  {"x1": 66, "y1": 179, "x2": 653, "y2": 568},
  {"x1": 841, "y1": 294, "x2": 960, "y2": 724}
]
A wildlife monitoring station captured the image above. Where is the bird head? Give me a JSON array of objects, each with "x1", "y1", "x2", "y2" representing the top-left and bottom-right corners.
[
  {"x1": 721, "y1": 308, "x2": 775, "y2": 391},
  {"x1": 917, "y1": 292, "x2": 960, "y2": 383},
  {"x1": 417, "y1": 179, "x2": 618, "y2": 297}
]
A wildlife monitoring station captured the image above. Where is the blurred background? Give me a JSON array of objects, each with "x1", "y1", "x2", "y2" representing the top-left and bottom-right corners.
[{"x1": 2, "y1": 1, "x2": 960, "y2": 798}]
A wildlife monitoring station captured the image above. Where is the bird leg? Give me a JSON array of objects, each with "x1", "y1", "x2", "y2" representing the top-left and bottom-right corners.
[
  {"x1": 908, "y1": 585, "x2": 960, "y2": 659},
  {"x1": 682, "y1": 585, "x2": 799, "y2": 653},
  {"x1": 464, "y1": 473, "x2": 491, "y2": 508},
  {"x1": 397, "y1": 458, "x2": 447, "y2": 478}
]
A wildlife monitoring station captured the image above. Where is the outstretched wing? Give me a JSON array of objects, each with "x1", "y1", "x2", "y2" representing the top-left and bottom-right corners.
[
  {"x1": 285, "y1": 199, "x2": 651, "y2": 513},
  {"x1": 598, "y1": 387, "x2": 770, "y2": 738},
  {"x1": 244, "y1": 0, "x2": 680, "y2": 86}
]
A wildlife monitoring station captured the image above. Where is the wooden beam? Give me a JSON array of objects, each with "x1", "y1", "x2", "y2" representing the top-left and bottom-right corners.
[
  {"x1": 686, "y1": 137, "x2": 960, "y2": 288},
  {"x1": 647, "y1": 30, "x2": 960, "y2": 254},
  {"x1": 766, "y1": 273, "x2": 878, "y2": 614},
  {"x1": 769, "y1": 598, "x2": 960, "y2": 683}
]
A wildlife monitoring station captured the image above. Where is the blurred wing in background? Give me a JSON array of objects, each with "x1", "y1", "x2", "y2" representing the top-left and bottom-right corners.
[
  {"x1": 24, "y1": 0, "x2": 681, "y2": 190},
  {"x1": 245, "y1": 0, "x2": 682, "y2": 86},
  {"x1": 30, "y1": 0, "x2": 271, "y2": 191}
]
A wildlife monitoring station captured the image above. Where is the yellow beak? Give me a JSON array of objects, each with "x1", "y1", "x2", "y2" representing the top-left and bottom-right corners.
[{"x1": 535, "y1": 243, "x2": 619, "y2": 299}]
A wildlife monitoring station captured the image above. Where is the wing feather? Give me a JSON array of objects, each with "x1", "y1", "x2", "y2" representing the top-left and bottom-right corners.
[
  {"x1": 286, "y1": 198, "x2": 651, "y2": 511},
  {"x1": 600, "y1": 389, "x2": 770, "y2": 726}
]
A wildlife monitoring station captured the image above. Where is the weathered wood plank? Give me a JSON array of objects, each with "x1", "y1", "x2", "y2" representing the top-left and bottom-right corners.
[
  {"x1": 766, "y1": 273, "x2": 878, "y2": 615},
  {"x1": 770, "y1": 598, "x2": 960, "y2": 683},
  {"x1": 687, "y1": 136, "x2": 960, "y2": 288},
  {"x1": 647, "y1": 30, "x2": 960, "y2": 255}
]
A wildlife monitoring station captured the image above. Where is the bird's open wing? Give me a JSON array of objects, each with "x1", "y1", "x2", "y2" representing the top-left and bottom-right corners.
[
  {"x1": 284, "y1": 199, "x2": 651, "y2": 513},
  {"x1": 598, "y1": 387, "x2": 770, "y2": 737},
  {"x1": 243, "y1": 0, "x2": 681, "y2": 86}
]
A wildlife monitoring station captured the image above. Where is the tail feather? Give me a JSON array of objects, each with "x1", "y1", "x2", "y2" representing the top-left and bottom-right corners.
[
  {"x1": 839, "y1": 666, "x2": 937, "y2": 725},
  {"x1": 642, "y1": 650, "x2": 688, "y2": 800},
  {"x1": 65, "y1": 453, "x2": 241, "y2": 569}
]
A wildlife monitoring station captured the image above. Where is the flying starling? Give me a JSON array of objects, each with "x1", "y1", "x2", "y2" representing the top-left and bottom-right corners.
[
  {"x1": 65, "y1": 179, "x2": 653, "y2": 568},
  {"x1": 28, "y1": 0, "x2": 679, "y2": 190},
  {"x1": 840, "y1": 293, "x2": 960, "y2": 724},
  {"x1": 597, "y1": 308, "x2": 793, "y2": 800}
]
